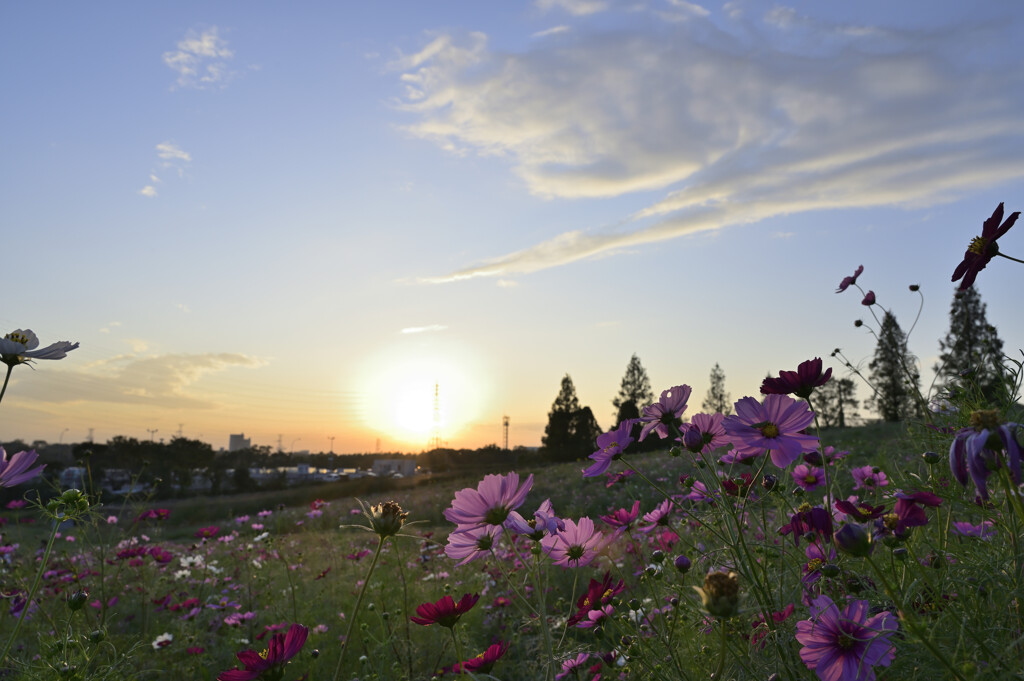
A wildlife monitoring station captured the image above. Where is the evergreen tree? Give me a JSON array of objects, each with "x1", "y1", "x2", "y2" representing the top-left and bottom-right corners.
[
  {"x1": 701, "y1": 362, "x2": 732, "y2": 415},
  {"x1": 614, "y1": 400, "x2": 640, "y2": 428},
  {"x1": 935, "y1": 287, "x2": 1006, "y2": 402},
  {"x1": 868, "y1": 312, "x2": 922, "y2": 421},
  {"x1": 815, "y1": 377, "x2": 860, "y2": 428},
  {"x1": 543, "y1": 374, "x2": 593, "y2": 461},
  {"x1": 613, "y1": 354, "x2": 653, "y2": 419}
]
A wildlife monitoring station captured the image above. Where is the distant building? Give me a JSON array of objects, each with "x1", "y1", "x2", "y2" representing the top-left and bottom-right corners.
[
  {"x1": 228, "y1": 433, "x2": 251, "y2": 452},
  {"x1": 372, "y1": 458, "x2": 418, "y2": 477}
]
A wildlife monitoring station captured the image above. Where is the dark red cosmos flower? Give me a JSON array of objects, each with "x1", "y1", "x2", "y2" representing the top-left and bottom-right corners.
[
  {"x1": 835, "y1": 265, "x2": 863, "y2": 293},
  {"x1": 448, "y1": 641, "x2": 509, "y2": 675},
  {"x1": 567, "y1": 572, "x2": 625, "y2": 627},
  {"x1": 760, "y1": 358, "x2": 832, "y2": 399},
  {"x1": 217, "y1": 623, "x2": 308, "y2": 681},
  {"x1": 721, "y1": 473, "x2": 755, "y2": 497},
  {"x1": 410, "y1": 593, "x2": 479, "y2": 628},
  {"x1": 952, "y1": 202, "x2": 1020, "y2": 290},
  {"x1": 891, "y1": 490, "x2": 942, "y2": 534},
  {"x1": 778, "y1": 505, "x2": 833, "y2": 547},
  {"x1": 834, "y1": 499, "x2": 886, "y2": 523},
  {"x1": 861, "y1": 291, "x2": 876, "y2": 306}
]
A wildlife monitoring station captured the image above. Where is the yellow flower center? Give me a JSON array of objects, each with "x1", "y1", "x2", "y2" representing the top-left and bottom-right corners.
[
  {"x1": 759, "y1": 423, "x2": 780, "y2": 438},
  {"x1": 259, "y1": 648, "x2": 270, "y2": 660},
  {"x1": 967, "y1": 236, "x2": 989, "y2": 255},
  {"x1": 4, "y1": 332, "x2": 28, "y2": 345}
]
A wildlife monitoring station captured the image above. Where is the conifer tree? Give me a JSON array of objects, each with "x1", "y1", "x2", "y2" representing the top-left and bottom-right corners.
[
  {"x1": 613, "y1": 354, "x2": 653, "y2": 418},
  {"x1": 815, "y1": 377, "x2": 859, "y2": 428},
  {"x1": 935, "y1": 287, "x2": 1005, "y2": 402},
  {"x1": 868, "y1": 312, "x2": 922, "y2": 421},
  {"x1": 701, "y1": 362, "x2": 732, "y2": 415},
  {"x1": 543, "y1": 374, "x2": 599, "y2": 460}
]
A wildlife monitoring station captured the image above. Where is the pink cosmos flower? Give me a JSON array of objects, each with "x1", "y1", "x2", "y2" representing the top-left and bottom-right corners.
[
  {"x1": 449, "y1": 641, "x2": 509, "y2": 675},
  {"x1": 851, "y1": 466, "x2": 888, "y2": 491},
  {"x1": 556, "y1": 653, "x2": 592, "y2": 680},
  {"x1": 444, "y1": 472, "x2": 533, "y2": 532},
  {"x1": 217, "y1": 623, "x2": 309, "y2": 681},
  {"x1": 599, "y1": 500, "x2": 641, "y2": 530},
  {"x1": 679, "y1": 413, "x2": 728, "y2": 454},
  {"x1": 795, "y1": 595, "x2": 897, "y2": 681},
  {"x1": 410, "y1": 593, "x2": 479, "y2": 627},
  {"x1": 952, "y1": 520, "x2": 995, "y2": 539},
  {"x1": 949, "y1": 417, "x2": 1021, "y2": 500},
  {"x1": 0, "y1": 448, "x2": 45, "y2": 488},
  {"x1": 639, "y1": 385, "x2": 692, "y2": 441},
  {"x1": 723, "y1": 395, "x2": 819, "y2": 468},
  {"x1": 583, "y1": 419, "x2": 636, "y2": 477},
  {"x1": 792, "y1": 464, "x2": 825, "y2": 492},
  {"x1": 444, "y1": 525, "x2": 502, "y2": 566},
  {"x1": 505, "y1": 498, "x2": 563, "y2": 540},
  {"x1": 638, "y1": 500, "x2": 673, "y2": 534},
  {"x1": 541, "y1": 517, "x2": 608, "y2": 568}
]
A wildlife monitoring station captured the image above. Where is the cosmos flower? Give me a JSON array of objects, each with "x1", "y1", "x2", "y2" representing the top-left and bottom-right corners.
[
  {"x1": 217, "y1": 623, "x2": 308, "y2": 681},
  {"x1": 639, "y1": 385, "x2": 692, "y2": 441},
  {"x1": 861, "y1": 291, "x2": 876, "y2": 306},
  {"x1": 599, "y1": 500, "x2": 641, "y2": 530},
  {"x1": 952, "y1": 202, "x2": 1021, "y2": 290},
  {"x1": 444, "y1": 524, "x2": 502, "y2": 566},
  {"x1": 505, "y1": 498, "x2": 564, "y2": 540},
  {"x1": 410, "y1": 593, "x2": 479, "y2": 628},
  {"x1": 567, "y1": 572, "x2": 625, "y2": 627},
  {"x1": 0, "y1": 329, "x2": 79, "y2": 368},
  {"x1": 679, "y1": 412, "x2": 729, "y2": 454},
  {"x1": 151, "y1": 632, "x2": 173, "y2": 650},
  {"x1": 556, "y1": 653, "x2": 592, "y2": 680},
  {"x1": 449, "y1": 641, "x2": 509, "y2": 675},
  {"x1": 792, "y1": 464, "x2": 825, "y2": 492},
  {"x1": 541, "y1": 517, "x2": 609, "y2": 568},
  {"x1": 583, "y1": 419, "x2": 636, "y2": 477},
  {"x1": 949, "y1": 411, "x2": 1021, "y2": 500},
  {"x1": 723, "y1": 394, "x2": 819, "y2": 468},
  {"x1": 444, "y1": 472, "x2": 533, "y2": 532},
  {"x1": 951, "y1": 520, "x2": 995, "y2": 539},
  {"x1": 779, "y1": 504, "x2": 833, "y2": 547},
  {"x1": 0, "y1": 448, "x2": 45, "y2": 488},
  {"x1": 795, "y1": 595, "x2": 897, "y2": 681},
  {"x1": 638, "y1": 500, "x2": 673, "y2": 534},
  {"x1": 835, "y1": 265, "x2": 864, "y2": 293},
  {"x1": 761, "y1": 358, "x2": 833, "y2": 399},
  {"x1": 851, "y1": 466, "x2": 888, "y2": 491}
]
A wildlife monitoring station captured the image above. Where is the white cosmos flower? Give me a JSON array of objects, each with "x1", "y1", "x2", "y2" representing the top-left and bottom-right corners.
[{"x1": 0, "y1": 329, "x2": 79, "y2": 367}]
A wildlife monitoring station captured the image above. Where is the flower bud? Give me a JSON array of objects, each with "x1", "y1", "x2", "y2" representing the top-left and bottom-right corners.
[
  {"x1": 820, "y1": 564, "x2": 841, "y2": 578},
  {"x1": 693, "y1": 570, "x2": 739, "y2": 618},
  {"x1": 67, "y1": 590, "x2": 89, "y2": 611},
  {"x1": 651, "y1": 550, "x2": 665, "y2": 564},
  {"x1": 364, "y1": 500, "x2": 408, "y2": 539},
  {"x1": 681, "y1": 428, "x2": 703, "y2": 453},
  {"x1": 909, "y1": 284, "x2": 920, "y2": 292},
  {"x1": 834, "y1": 523, "x2": 873, "y2": 558},
  {"x1": 761, "y1": 474, "x2": 778, "y2": 492},
  {"x1": 673, "y1": 555, "x2": 692, "y2": 574},
  {"x1": 921, "y1": 451, "x2": 940, "y2": 464}
]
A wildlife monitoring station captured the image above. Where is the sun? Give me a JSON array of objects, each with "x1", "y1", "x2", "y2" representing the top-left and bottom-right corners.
[{"x1": 358, "y1": 341, "x2": 488, "y2": 448}]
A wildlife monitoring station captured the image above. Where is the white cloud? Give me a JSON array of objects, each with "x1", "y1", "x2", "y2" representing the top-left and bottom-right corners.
[
  {"x1": 163, "y1": 27, "x2": 235, "y2": 90},
  {"x1": 138, "y1": 185, "x2": 158, "y2": 198},
  {"x1": 535, "y1": 0, "x2": 610, "y2": 16},
  {"x1": 176, "y1": 303, "x2": 191, "y2": 313},
  {"x1": 11, "y1": 353, "x2": 265, "y2": 409},
  {"x1": 399, "y1": 10, "x2": 1024, "y2": 282},
  {"x1": 156, "y1": 142, "x2": 191, "y2": 163},
  {"x1": 400, "y1": 324, "x2": 448, "y2": 334},
  {"x1": 532, "y1": 25, "x2": 571, "y2": 38}
]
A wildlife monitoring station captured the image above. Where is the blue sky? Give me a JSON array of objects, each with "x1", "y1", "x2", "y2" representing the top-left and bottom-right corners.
[{"x1": 2, "y1": 0, "x2": 1023, "y2": 453}]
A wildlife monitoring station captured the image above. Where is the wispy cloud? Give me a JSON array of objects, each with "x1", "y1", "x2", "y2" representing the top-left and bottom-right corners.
[
  {"x1": 399, "y1": 8, "x2": 1024, "y2": 282},
  {"x1": 532, "y1": 25, "x2": 571, "y2": 38},
  {"x1": 138, "y1": 142, "x2": 190, "y2": 196},
  {"x1": 400, "y1": 324, "x2": 448, "y2": 334},
  {"x1": 535, "y1": 0, "x2": 610, "y2": 16},
  {"x1": 156, "y1": 142, "x2": 191, "y2": 163},
  {"x1": 163, "y1": 27, "x2": 235, "y2": 90},
  {"x1": 12, "y1": 353, "x2": 265, "y2": 409},
  {"x1": 137, "y1": 185, "x2": 158, "y2": 198}
]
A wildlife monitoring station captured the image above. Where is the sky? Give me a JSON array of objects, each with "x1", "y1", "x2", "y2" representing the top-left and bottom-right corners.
[{"x1": 2, "y1": 0, "x2": 1023, "y2": 454}]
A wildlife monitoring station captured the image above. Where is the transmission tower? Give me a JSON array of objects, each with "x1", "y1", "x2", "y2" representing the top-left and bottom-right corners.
[
  {"x1": 502, "y1": 415, "x2": 510, "y2": 450},
  {"x1": 431, "y1": 382, "x2": 442, "y2": 450}
]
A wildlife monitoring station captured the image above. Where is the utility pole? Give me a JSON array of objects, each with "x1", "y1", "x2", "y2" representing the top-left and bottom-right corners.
[
  {"x1": 59, "y1": 428, "x2": 69, "y2": 444},
  {"x1": 87, "y1": 428, "x2": 94, "y2": 443},
  {"x1": 146, "y1": 428, "x2": 158, "y2": 443},
  {"x1": 502, "y1": 416, "x2": 510, "y2": 450},
  {"x1": 177, "y1": 423, "x2": 184, "y2": 438},
  {"x1": 328, "y1": 436, "x2": 335, "y2": 454}
]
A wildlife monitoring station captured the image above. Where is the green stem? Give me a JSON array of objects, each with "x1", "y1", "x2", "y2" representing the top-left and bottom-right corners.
[
  {"x1": 713, "y1": 618, "x2": 728, "y2": 679},
  {"x1": 450, "y1": 628, "x2": 465, "y2": 676},
  {"x1": 996, "y1": 251, "x2": 1024, "y2": 265},
  {"x1": 0, "y1": 364, "x2": 12, "y2": 406},
  {"x1": 0, "y1": 518, "x2": 60, "y2": 665},
  {"x1": 864, "y1": 554, "x2": 967, "y2": 681},
  {"x1": 333, "y1": 536, "x2": 386, "y2": 681}
]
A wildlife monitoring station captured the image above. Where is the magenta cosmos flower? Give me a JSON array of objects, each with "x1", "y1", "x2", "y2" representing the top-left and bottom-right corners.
[
  {"x1": 851, "y1": 466, "x2": 888, "y2": 491},
  {"x1": 639, "y1": 385, "x2": 692, "y2": 440},
  {"x1": 792, "y1": 464, "x2": 825, "y2": 492},
  {"x1": 599, "y1": 500, "x2": 641, "y2": 530},
  {"x1": 444, "y1": 472, "x2": 533, "y2": 532},
  {"x1": 541, "y1": 517, "x2": 609, "y2": 568},
  {"x1": 861, "y1": 291, "x2": 875, "y2": 306},
  {"x1": 0, "y1": 448, "x2": 45, "y2": 488},
  {"x1": 952, "y1": 202, "x2": 1021, "y2": 290},
  {"x1": 723, "y1": 394, "x2": 819, "y2": 468},
  {"x1": 217, "y1": 623, "x2": 308, "y2": 681},
  {"x1": 583, "y1": 419, "x2": 636, "y2": 477},
  {"x1": 505, "y1": 498, "x2": 564, "y2": 540},
  {"x1": 835, "y1": 265, "x2": 864, "y2": 293},
  {"x1": 410, "y1": 593, "x2": 479, "y2": 628},
  {"x1": 760, "y1": 358, "x2": 832, "y2": 399},
  {"x1": 449, "y1": 641, "x2": 510, "y2": 675},
  {"x1": 795, "y1": 595, "x2": 897, "y2": 681}
]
